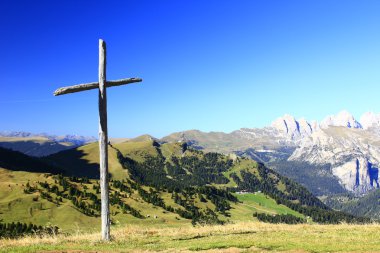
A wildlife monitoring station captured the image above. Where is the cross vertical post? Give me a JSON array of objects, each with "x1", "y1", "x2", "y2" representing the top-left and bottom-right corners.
[
  {"x1": 98, "y1": 39, "x2": 110, "y2": 241},
  {"x1": 53, "y1": 39, "x2": 142, "y2": 241}
]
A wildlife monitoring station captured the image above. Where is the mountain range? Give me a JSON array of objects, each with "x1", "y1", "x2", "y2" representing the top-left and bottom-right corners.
[
  {"x1": 0, "y1": 131, "x2": 96, "y2": 157},
  {"x1": 2, "y1": 137, "x2": 366, "y2": 235},
  {"x1": 163, "y1": 110, "x2": 380, "y2": 197},
  {"x1": 2, "y1": 110, "x2": 380, "y2": 220}
]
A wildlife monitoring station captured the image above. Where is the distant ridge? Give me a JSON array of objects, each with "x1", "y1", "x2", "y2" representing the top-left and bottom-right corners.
[
  {"x1": 4, "y1": 110, "x2": 380, "y2": 195},
  {"x1": 0, "y1": 131, "x2": 97, "y2": 146},
  {"x1": 3, "y1": 110, "x2": 380, "y2": 219},
  {"x1": 2, "y1": 137, "x2": 365, "y2": 231},
  {"x1": 130, "y1": 134, "x2": 157, "y2": 142},
  {"x1": 0, "y1": 131, "x2": 97, "y2": 157}
]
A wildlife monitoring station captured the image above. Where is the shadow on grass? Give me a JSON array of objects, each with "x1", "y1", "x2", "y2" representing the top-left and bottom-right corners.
[
  {"x1": 0, "y1": 147, "x2": 63, "y2": 174},
  {"x1": 43, "y1": 148, "x2": 100, "y2": 179},
  {"x1": 176, "y1": 230, "x2": 257, "y2": 241}
]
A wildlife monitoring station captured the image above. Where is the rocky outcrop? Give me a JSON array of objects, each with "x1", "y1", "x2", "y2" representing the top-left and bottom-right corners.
[
  {"x1": 320, "y1": 110, "x2": 362, "y2": 129},
  {"x1": 289, "y1": 126, "x2": 380, "y2": 194},
  {"x1": 270, "y1": 114, "x2": 316, "y2": 141}
]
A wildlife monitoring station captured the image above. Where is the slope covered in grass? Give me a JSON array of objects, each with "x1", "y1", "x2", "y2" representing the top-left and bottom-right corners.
[
  {"x1": 324, "y1": 189, "x2": 380, "y2": 220},
  {"x1": 0, "y1": 147, "x2": 61, "y2": 174},
  {"x1": 2, "y1": 222, "x2": 380, "y2": 253},
  {"x1": 44, "y1": 142, "x2": 127, "y2": 180},
  {"x1": 0, "y1": 139, "x2": 369, "y2": 236}
]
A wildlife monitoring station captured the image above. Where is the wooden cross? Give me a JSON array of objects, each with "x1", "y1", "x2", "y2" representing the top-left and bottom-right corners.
[{"x1": 53, "y1": 39, "x2": 142, "y2": 241}]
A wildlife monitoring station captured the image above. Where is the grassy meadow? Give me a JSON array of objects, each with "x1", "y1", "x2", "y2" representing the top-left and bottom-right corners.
[
  {"x1": 1, "y1": 221, "x2": 380, "y2": 252},
  {"x1": 1, "y1": 140, "x2": 378, "y2": 252}
]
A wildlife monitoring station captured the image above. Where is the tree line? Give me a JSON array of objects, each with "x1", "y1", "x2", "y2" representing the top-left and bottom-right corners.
[
  {"x1": 253, "y1": 212, "x2": 306, "y2": 224},
  {"x1": 0, "y1": 221, "x2": 58, "y2": 238},
  {"x1": 232, "y1": 162, "x2": 371, "y2": 224}
]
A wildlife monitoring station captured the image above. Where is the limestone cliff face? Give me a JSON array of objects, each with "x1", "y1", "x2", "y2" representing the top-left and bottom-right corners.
[
  {"x1": 289, "y1": 125, "x2": 380, "y2": 194},
  {"x1": 270, "y1": 114, "x2": 316, "y2": 141},
  {"x1": 332, "y1": 158, "x2": 379, "y2": 193}
]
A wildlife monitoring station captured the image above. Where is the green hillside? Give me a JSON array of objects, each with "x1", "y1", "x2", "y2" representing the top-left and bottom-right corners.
[
  {"x1": 43, "y1": 142, "x2": 127, "y2": 180},
  {"x1": 0, "y1": 147, "x2": 62, "y2": 174},
  {"x1": 323, "y1": 189, "x2": 380, "y2": 220},
  {"x1": 0, "y1": 140, "x2": 369, "y2": 236}
]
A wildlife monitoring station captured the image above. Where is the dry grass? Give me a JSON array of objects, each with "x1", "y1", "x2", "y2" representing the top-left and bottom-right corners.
[{"x1": 2, "y1": 222, "x2": 380, "y2": 252}]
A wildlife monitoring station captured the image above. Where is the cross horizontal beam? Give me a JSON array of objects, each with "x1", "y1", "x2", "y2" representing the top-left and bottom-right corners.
[{"x1": 53, "y1": 77, "x2": 142, "y2": 96}]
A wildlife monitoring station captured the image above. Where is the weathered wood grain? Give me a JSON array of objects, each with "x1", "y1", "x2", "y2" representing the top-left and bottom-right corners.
[
  {"x1": 98, "y1": 39, "x2": 111, "y2": 241},
  {"x1": 53, "y1": 78, "x2": 142, "y2": 96}
]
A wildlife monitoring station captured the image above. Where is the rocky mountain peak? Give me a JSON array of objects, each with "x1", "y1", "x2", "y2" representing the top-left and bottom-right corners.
[
  {"x1": 270, "y1": 114, "x2": 315, "y2": 140},
  {"x1": 320, "y1": 110, "x2": 362, "y2": 129},
  {"x1": 271, "y1": 114, "x2": 298, "y2": 133},
  {"x1": 360, "y1": 112, "x2": 380, "y2": 129},
  {"x1": 298, "y1": 118, "x2": 314, "y2": 136}
]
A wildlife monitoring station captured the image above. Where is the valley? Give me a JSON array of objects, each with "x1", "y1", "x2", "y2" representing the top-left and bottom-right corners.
[
  {"x1": 161, "y1": 111, "x2": 380, "y2": 219},
  {"x1": 0, "y1": 137, "x2": 367, "y2": 238},
  {"x1": 1, "y1": 110, "x2": 380, "y2": 248},
  {"x1": 3, "y1": 1, "x2": 379, "y2": 251}
]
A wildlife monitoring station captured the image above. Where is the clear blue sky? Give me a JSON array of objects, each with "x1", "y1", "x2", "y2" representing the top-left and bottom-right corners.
[{"x1": 1, "y1": 1, "x2": 380, "y2": 138}]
